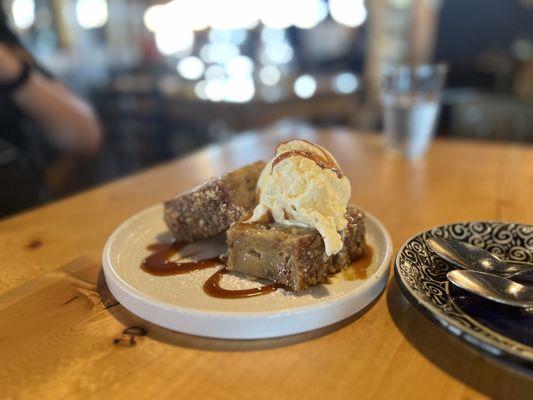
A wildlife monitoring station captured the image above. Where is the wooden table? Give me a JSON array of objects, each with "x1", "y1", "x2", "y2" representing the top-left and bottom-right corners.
[{"x1": 1, "y1": 130, "x2": 532, "y2": 399}]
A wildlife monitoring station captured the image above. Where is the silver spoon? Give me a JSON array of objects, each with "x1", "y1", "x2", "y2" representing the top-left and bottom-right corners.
[
  {"x1": 427, "y1": 237, "x2": 533, "y2": 280},
  {"x1": 447, "y1": 270, "x2": 533, "y2": 309}
]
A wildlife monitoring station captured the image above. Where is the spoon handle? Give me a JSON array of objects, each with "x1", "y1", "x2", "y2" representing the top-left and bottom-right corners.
[
  {"x1": 447, "y1": 270, "x2": 533, "y2": 308},
  {"x1": 507, "y1": 268, "x2": 533, "y2": 285},
  {"x1": 504, "y1": 261, "x2": 533, "y2": 272}
]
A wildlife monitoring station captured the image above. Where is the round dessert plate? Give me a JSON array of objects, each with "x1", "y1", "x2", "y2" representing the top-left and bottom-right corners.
[
  {"x1": 103, "y1": 204, "x2": 392, "y2": 339},
  {"x1": 395, "y1": 222, "x2": 533, "y2": 369}
]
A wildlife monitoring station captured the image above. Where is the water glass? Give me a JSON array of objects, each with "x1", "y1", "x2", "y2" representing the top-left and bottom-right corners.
[{"x1": 381, "y1": 64, "x2": 447, "y2": 159}]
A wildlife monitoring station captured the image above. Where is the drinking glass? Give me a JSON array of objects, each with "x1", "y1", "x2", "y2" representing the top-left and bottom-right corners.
[{"x1": 381, "y1": 64, "x2": 447, "y2": 159}]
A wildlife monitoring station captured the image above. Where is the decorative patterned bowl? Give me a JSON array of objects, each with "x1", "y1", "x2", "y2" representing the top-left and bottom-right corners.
[{"x1": 395, "y1": 222, "x2": 533, "y2": 369}]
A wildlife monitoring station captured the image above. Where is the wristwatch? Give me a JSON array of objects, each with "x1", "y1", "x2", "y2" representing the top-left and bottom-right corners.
[{"x1": 0, "y1": 62, "x2": 31, "y2": 95}]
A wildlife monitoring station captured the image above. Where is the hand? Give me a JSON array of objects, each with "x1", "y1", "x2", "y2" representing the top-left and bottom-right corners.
[{"x1": 0, "y1": 43, "x2": 22, "y2": 83}]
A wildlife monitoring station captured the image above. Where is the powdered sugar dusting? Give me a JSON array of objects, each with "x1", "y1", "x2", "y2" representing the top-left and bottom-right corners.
[{"x1": 112, "y1": 204, "x2": 388, "y2": 313}]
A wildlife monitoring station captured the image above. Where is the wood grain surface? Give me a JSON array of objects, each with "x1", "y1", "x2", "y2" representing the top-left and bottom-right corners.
[{"x1": 0, "y1": 129, "x2": 532, "y2": 399}]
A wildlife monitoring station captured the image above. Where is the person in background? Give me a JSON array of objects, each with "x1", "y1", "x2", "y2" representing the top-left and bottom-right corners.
[{"x1": 0, "y1": 6, "x2": 102, "y2": 217}]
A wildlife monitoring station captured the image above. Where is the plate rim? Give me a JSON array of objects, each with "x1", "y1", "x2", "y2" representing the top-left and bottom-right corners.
[
  {"x1": 394, "y1": 221, "x2": 533, "y2": 368},
  {"x1": 103, "y1": 203, "x2": 393, "y2": 318}
]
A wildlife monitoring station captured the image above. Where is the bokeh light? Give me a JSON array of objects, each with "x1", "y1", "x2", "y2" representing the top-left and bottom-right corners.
[
  {"x1": 209, "y1": 29, "x2": 248, "y2": 45},
  {"x1": 262, "y1": 42, "x2": 294, "y2": 64},
  {"x1": 225, "y1": 77, "x2": 255, "y2": 103},
  {"x1": 194, "y1": 80, "x2": 208, "y2": 100},
  {"x1": 332, "y1": 72, "x2": 359, "y2": 94},
  {"x1": 206, "y1": 0, "x2": 259, "y2": 30},
  {"x1": 205, "y1": 78, "x2": 226, "y2": 102},
  {"x1": 293, "y1": 0, "x2": 328, "y2": 29},
  {"x1": 204, "y1": 64, "x2": 226, "y2": 80},
  {"x1": 76, "y1": 0, "x2": 109, "y2": 30},
  {"x1": 11, "y1": 0, "x2": 35, "y2": 30},
  {"x1": 225, "y1": 56, "x2": 254, "y2": 77},
  {"x1": 177, "y1": 57, "x2": 205, "y2": 80},
  {"x1": 155, "y1": 27, "x2": 194, "y2": 56},
  {"x1": 294, "y1": 75, "x2": 317, "y2": 98},
  {"x1": 169, "y1": 0, "x2": 209, "y2": 31},
  {"x1": 259, "y1": 66, "x2": 282, "y2": 86},
  {"x1": 143, "y1": 5, "x2": 164, "y2": 33},
  {"x1": 329, "y1": 0, "x2": 368, "y2": 28},
  {"x1": 142, "y1": 0, "x2": 367, "y2": 102},
  {"x1": 260, "y1": 0, "x2": 294, "y2": 29},
  {"x1": 261, "y1": 27, "x2": 286, "y2": 43},
  {"x1": 203, "y1": 43, "x2": 240, "y2": 64}
]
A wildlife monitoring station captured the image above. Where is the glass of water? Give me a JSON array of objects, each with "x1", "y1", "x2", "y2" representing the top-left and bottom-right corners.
[{"x1": 381, "y1": 64, "x2": 447, "y2": 159}]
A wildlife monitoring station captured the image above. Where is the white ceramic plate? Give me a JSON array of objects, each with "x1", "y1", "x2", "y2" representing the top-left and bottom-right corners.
[{"x1": 103, "y1": 204, "x2": 392, "y2": 339}]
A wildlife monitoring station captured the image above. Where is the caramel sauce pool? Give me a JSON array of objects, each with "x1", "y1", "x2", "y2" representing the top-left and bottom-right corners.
[
  {"x1": 342, "y1": 246, "x2": 373, "y2": 281},
  {"x1": 141, "y1": 242, "x2": 279, "y2": 299}
]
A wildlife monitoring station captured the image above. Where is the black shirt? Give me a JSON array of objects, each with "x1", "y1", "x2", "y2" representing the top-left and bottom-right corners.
[
  {"x1": 0, "y1": 8, "x2": 28, "y2": 150},
  {"x1": 0, "y1": 7, "x2": 48, "y2": 217}
]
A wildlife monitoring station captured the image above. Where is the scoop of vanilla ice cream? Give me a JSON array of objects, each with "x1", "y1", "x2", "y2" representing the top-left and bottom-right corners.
[{"x1": 249, "y1": 139, "x2": 351, "y2": 256}]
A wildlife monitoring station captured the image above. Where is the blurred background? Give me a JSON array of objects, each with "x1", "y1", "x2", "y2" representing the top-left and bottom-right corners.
[{"x1": 1, "y1": 0, "x2": 533, "y2": 218}]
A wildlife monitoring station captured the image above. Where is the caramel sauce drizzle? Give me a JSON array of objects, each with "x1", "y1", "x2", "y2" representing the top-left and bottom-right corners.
[
  {"x1": 271, "y1": 149, "x2": 343, "y2": 179},
  {"x1": 141, "y1": 240, "x2": 371, "y2": 298},
  {"x1": 203, "y1": 268, "x2": 280, "y2": 299},
  {"x1": 275, "y1": 139, "x2": 342, "y2": 177},
  {"x1": 141, "y1": 242, "x2": 220, "y2": 276},
  {"x1": 141, "y1": 242, "x2": 279, "y2": 298},
  {"x1": 279, "y1": 139, "x2": 337, "y2": 164}
]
